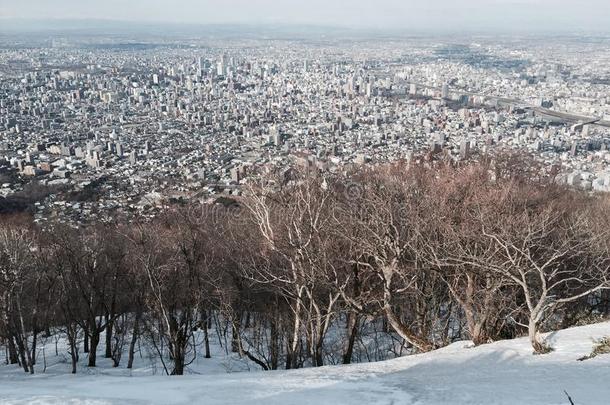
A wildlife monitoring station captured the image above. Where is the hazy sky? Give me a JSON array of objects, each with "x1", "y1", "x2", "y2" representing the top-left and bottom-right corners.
[{"x1": 1, "y1": 0, "x2": 609, "y2": 32}]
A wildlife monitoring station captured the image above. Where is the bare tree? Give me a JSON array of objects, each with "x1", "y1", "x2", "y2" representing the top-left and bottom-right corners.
[
  {"x1": 341, "y1": 165, "x2": 442, "y2": 352},
  {"x1": 0, "y1": 226, "x2": 38, "y2": 373},
  {"x1": 50, "y1": 226, "x2": 122, "y2": 367},
  {"x1": 445, "y1": 182, "x2": 610, "y2": 353},
  {"x1": 242, "y1": 173, "x2": 344, "y2": 367}
]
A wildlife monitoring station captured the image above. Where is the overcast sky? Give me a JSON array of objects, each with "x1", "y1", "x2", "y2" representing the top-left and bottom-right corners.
[{"x1": 1, "y1": 0, "x2": 609, "y2": 32}]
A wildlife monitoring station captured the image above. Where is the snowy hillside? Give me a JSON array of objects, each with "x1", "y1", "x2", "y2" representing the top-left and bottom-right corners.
[{"x1": 1, "y1": 322, "x2": 609, "y2": 405}]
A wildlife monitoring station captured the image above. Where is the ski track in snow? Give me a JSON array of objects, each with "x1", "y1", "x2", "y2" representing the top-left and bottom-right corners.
[{"x1": 1, "y1": 322, "x2": 610, "y2": 404}]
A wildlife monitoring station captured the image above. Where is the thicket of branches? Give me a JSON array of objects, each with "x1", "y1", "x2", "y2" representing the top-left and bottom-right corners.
[{"x1": 1, "y1": 157, "x2": 609, "y2": 375}]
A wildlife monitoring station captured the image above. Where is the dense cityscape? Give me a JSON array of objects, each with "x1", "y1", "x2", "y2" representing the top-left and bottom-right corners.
[{"x1": 2, "y1": 31, "x2": 610, "y2": 224}]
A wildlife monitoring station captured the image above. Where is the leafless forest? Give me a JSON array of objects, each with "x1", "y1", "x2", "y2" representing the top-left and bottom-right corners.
[{"x1": 1, "y1": 155, "x2": 609, "y2": 375}]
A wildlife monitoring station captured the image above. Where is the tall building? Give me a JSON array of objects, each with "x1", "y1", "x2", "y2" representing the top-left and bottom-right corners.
[
  {"x1": 197, "y1": 56, "x2": 204, "y2": 76},
  {"x1": 270, "y1": 126, "x2": 282, "y2": 146},
  {"x1": 441, "y1": 83, "x2": 449, "y2": 99},
  {"x1": 570, "y1": 142, "x2": 578, "y2": 157},
  {"x1": 217, "y1": 55, "x2": 225, "y2": 76},
  {"x1": 460, "y1": 138, "x2": 471, "y2": 159}
]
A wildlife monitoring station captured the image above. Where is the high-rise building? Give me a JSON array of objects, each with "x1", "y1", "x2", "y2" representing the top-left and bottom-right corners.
[
  {"x1": 460, "y1": 138, "x2": 471, "y2": 159},
  {"x1": 197, "y1": 57, "x2": 204, "y2": 76},
  {"x1": 270, "y1": 126, "x2": 282, "y2": 146},
  {"x1": 366, "y1": 82, "x2": 373, "y2": 98},
  {"x1": 441, "y1": 83, "x2": 449, "y2": 99},
  {"x1": 570, "y1": 142, "x2": 578, "y2": 156},
  {"x1": 217, "y1": 55, "x2": 225, "y2": 76}
]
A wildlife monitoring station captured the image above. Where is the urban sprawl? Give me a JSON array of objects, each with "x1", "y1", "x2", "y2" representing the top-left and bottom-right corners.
[{"x1": 1, "y1": 35, "x2": 610, "y2": 223}]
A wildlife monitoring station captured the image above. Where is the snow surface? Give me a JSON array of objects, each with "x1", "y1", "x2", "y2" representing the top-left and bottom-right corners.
[{"x1": 1, "y1": 322, "x2": 610, "y2": 404}]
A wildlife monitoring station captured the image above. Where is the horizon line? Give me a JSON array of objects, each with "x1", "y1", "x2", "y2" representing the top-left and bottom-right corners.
[{"x1": 1, "y1": 18, "x2": 610, "y2": 36}]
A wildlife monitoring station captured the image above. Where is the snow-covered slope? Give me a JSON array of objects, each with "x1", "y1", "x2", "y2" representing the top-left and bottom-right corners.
[{"x1": 1, "y1": 322, "x2": 609, "y2": 405}]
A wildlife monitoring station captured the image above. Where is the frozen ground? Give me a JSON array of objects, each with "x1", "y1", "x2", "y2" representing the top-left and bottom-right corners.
[{"x1": 1, "y1": 322, "x2": 609, "y2": 404}]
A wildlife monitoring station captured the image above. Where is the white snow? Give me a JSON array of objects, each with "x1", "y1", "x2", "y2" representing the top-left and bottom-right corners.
[{"x1": 1, "y1": 322, "x2": 610, "y2": 404}]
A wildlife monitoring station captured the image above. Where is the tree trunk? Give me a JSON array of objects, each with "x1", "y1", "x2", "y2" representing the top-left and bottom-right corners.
[
  {"x1": 471, "y1": 320, "x2": 489, "y2": 346},
  {"x1": 83, "y1": 326, "x2": 89, "y2": 353},
  {"x1": 24, "y1": 339, "x2": 34, "y2": 374},
  {"x1": 203, "y1": 322, "x2": 211, "y2": 359},
  {"x1": 285, "y1": 341, "x2": 295, "y2": 370},
  {"x1": 382, "y1": 264, "x2": 433, "y2": 352},
  {"x1": 112, "y1": 351, "x2": 121, "y2": 368},
  {"x1": 88, "y1": 332, "x2": 100, "y2": 367},
  {"x1": 171, "y1": 346, "x2": 185, "y2": 375},
  {"x1": 7, "y1": 336, "x2": 19, "y2": 364},
  {"x1": 231, "y1": 321, "x2": 240, "y2": 353},
  {"x1": 287, "y1": 291, "x2": 303, "y2": 369},
  {"x1": 68, "y1": 339, "x2": 78, "y2": 375},
  {"x1": 462, "y1": 302, "x2": 489, "y2": 346},
  {"x1": 384, "y1": 303, "x2": 433, "y2": 352},
  {"x1": 528, "y1": 318, "x2": 547, "y2": 353},
  {"x1": 127, "y1": 316, "x2": 139, "y2": 369},
  {"x1": 31, "y1": 331, "x2": 38, "y2": 366},
  {"x1": 314, "y1": 339, "x2": 324, "y2": 367},
  {"x1": 343, "y1": 313, "x2": 359, "y2": 364},
  {"x1": 15, "y1": 335, "x2": 29, "y2": 373},
  {"x1": 105, "y1": 314, "x2": 113, "y2": 358}
]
